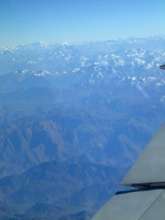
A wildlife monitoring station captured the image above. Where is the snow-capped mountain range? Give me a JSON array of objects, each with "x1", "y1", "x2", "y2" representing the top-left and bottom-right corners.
[
  {"x1": 1, "y1": 37, "x2": 165, "y2": 89},
  {"x1": 0, "y1": 37, "x2": 165, "y2": 220}
]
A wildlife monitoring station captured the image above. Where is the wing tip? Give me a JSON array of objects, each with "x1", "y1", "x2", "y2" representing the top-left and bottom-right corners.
[{"x1": 160, "y1": 64, "x2": 165, "y2": 70}]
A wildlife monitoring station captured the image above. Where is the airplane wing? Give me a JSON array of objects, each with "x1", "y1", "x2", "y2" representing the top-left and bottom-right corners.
[
  {"x1": 92, "y1": 189, "x2": 165, "y2": 220},
  {"x1": 123, "y1": 124, "x2": 165, "y2": 187},
  {"x1": 92, "y1": 125, "x2": 165, "y2": 220}
]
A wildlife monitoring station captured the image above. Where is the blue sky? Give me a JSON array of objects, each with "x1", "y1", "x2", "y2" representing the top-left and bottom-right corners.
[{"x1": 1, "y1": 0, "x2": 165, "y2": 47}]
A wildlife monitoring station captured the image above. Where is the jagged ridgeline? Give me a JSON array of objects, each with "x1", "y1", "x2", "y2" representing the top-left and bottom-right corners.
[{"x1": 0, "y1": 38, "x2": 165, "y2": 219}]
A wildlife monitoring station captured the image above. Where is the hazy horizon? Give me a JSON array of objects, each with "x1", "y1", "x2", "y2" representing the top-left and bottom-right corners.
[{"x1": 1, "y1": 35, "x2": 165, "y2": 50}]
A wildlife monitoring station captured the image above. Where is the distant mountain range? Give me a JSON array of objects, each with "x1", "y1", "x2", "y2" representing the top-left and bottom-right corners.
[{"x1": 0, "y1": 37, "x2": 165, "y2": 219}]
